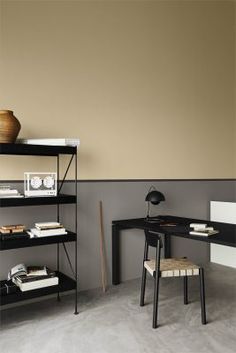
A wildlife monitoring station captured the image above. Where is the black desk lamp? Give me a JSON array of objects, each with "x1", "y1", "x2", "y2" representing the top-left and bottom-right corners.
[{"x1": 145, "y1": 186, "x2": 165, "y2": 220}]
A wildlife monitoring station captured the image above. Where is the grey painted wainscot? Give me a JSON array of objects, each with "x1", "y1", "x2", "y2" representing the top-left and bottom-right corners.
[{"x1": 0, "y1": 180, "x2": 235, "y2": 295}]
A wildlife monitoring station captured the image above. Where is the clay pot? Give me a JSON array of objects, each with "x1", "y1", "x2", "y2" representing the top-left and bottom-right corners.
[{"x1": 0, "y1": 110, "x2": 21, "y2": 143}]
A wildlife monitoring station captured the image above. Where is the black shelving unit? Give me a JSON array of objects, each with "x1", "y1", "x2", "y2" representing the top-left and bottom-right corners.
[{"x1": 0, "y1": 143, "x2": 78, "y2": 314}]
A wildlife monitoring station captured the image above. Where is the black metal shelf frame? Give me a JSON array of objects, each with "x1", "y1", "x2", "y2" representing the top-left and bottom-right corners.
[
  {"x1": 56, "y1": 150, "x2": 79, "y2": 314},
  {"x1": 0, "y1": 144, "x2": 78, "y2": 315}
]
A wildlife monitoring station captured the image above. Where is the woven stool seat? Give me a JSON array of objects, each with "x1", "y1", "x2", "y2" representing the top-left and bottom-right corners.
[{"x1": 144, "y1": 258, "x2": 200, "y2": 277}]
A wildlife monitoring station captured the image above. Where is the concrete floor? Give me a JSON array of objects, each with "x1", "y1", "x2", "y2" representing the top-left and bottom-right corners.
[{"x1": 0, "y1": 263, "x2": 236, "y2": 353}]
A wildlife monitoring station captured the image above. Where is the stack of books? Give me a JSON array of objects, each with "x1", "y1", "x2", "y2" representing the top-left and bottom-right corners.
[
  {"x1": 10, "y1": 264, "x2": 58, "y2": 292},
  {"x1": 0, "y1": 185, "x2": 23, "y2": 198},
  {"x1": 0, "y1": 224, "x2": 28, "y2": 241},
  {"x1": 17, "y1": 138, "x2": 80, "y2": 147},
  {"x1": 28, "y1": 222, "x2": 67, "y2": 238},
  {"x1": 189, "y1": 223, "x2": 219, "y2": 236},
  {"x1": 0, "y1": 224, "x2": 26, "y2": 234}
]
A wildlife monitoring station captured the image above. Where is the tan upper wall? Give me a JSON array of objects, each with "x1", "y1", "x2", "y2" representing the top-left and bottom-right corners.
[
  {"x1": 0, "y1": 0, "x2": 235, "y2": 180},
  {"x1": 234, "y1": 0, "x2": 236, "y2": 177}
]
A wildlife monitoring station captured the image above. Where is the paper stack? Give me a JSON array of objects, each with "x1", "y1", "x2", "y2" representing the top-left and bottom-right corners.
[
  {"x1": 28, "y1": 222, "x2": 67, "y2": 238},
  {"x1": 189, "y1": 223, "x2": 219, "y2": 236}
]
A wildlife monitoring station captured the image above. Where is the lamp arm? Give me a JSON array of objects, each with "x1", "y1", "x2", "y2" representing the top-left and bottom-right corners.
[
  {"x1": 147, "y1": 185, "x2": 156, "y2": 194},
  {"x1": 146, "y1": 201, "x2": 150, "y2": 219}
]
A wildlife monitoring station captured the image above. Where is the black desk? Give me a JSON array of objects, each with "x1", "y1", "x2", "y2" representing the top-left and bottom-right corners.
[{"x1": 112, "y1": 215, "x2": 236, "y2": 285}]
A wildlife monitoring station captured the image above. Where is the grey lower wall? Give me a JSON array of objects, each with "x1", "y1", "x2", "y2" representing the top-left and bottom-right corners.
[{"x1": 0, "y1": 180, "x2": 236, "y2": 293}]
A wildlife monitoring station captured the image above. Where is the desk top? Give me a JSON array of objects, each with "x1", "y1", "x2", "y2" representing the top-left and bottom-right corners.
[{"x1": 112, "y1": 215, "x2": 236, "y2": 248}]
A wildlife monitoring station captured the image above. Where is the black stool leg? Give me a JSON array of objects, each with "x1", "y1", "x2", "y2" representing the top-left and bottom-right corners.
[
  {"x1": 153, "y1": 238, "x2": 161, "y2": 329},
  {"x1": 153, "y1": 272, "x2": 160, "y2": 329},
  {"x1": 140, "y1": 267, "x2": 147, "y2": 307},
  {"x1": 184, "y1": 276, "x2": 188, "y2": 305},
  {"x1": 199, "y1": 268, "x2": 207, "y2": 325},
  {"x1": 140, "y1": 241, "x2": 148, "y2": 307}
]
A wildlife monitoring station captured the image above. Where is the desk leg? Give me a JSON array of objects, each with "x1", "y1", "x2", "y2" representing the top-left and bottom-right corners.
[
  {"x1": 112, "y1": 224, "x2": 121, "y2": 285},
  {"x1": 164, "y1": 234, "x2": 171, "y2": 258}
]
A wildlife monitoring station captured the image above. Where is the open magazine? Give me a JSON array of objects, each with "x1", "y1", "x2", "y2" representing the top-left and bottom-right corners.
[
  {"x1": 7, "y1": 264, "x2": 58, "y2": 292},
  {"x1": 7, "y1": 263, "x2": 27, "y2": 281}
]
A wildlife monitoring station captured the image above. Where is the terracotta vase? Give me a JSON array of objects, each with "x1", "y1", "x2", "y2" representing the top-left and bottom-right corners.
[{"x1": 0, "y1": 110, "x2": 21, "y2": 143}]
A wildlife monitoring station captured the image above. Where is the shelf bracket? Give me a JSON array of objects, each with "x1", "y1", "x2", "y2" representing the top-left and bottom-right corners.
[
  {"x1": 62, "y1": 242, "x2": 76, "y2": 279},
  {"x1": 58, "y1": 154, "x2": 75, "y2": 194}
]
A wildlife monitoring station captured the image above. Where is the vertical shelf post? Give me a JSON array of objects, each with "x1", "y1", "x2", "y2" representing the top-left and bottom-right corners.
[
  {"x1": 56, "y1": 154, "x2": 60, "y2": 302},
  {"x1": 74, "y1": 149, "x2": 78, "y2": 314}
]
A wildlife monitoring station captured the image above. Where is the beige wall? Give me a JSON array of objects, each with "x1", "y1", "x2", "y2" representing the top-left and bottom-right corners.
[
  {"x1": 234, "y1": 0, "x2": 236, "y2": 177},
  {"x1": 0, "y1": 0, "x2": 235, "y2": 180}
]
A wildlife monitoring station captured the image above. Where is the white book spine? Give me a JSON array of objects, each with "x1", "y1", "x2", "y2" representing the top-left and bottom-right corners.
[
  {"x1": 29, "y1": 228, "x2": 68, "y2": 237},
  {"x1": 14, "y1": 277, "x2": 59, "y2": 291},
  {"x1": 17, "y1": 138, "x2": 80, "y2": 147},
  {"x1": 190, "y1": 223, "x2": 207, "y2": 229},
  {"x1": 35, "y1": 232, "x2": 68, "y2": 238},
  {"x1": 31, "y1": 228, "x2": 66, "y2": 235},
  {"x1": 0, "y1": 190, "x2": 19, "y2": 194},
  {"x1": 35, "y1": 222, "x2": 61, "y2": 227}
]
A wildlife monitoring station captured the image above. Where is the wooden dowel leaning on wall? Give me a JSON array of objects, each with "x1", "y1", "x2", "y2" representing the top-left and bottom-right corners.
[{"x1": 99, "y1": 200, "x2": 107, "y2": 292}]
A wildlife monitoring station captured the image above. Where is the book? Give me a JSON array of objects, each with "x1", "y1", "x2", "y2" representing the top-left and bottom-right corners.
[
  {"x1": 29, "y1": 228, "x2": 67, "y2": 237},
  {"x1": 14, "y1": 274, "x2": 55, "y2": 283},
  {"x1": 0, "y1": 224, "x2": 26, "y2": 234},
  {"x1": 15, "y1": 268, "x2": 56, "y2": 283},
  {"x1": 8, "y1": 263, "x2": 27, "y2": 281},
  {"x1": 190, "y1": 223, "x2": 207, "y2": 230},
  {"x1": 35, "y1": 225, "x2": 63, "y2": 230},
  {"x1": 0, "y1": 194, "x2": 24, "y2": 198},
  {"x1": 8, "y1": 264, "x2": 55, "y2": 279},
  {"x1": 8, "y1": 264, "x2": 58, "y2": 292},
  {"x1": 1, "y1": 224, "x2": 25, "y2": 230},
  {"x1": 0, "y1": 228, "x2": 11, "y2": 234},
  {"x1": 27, "y1": 266, "x2": 48, "y2": 276},
  {"x1": 13, "y1": 276, "x2": 58, "y2": 291},
  {"x1": 35, "y1": 222, "x2": 63, "y2": 230},
  {"x1": 17, "y1": 138, "x2": 80, "y2": 147},
  {"x1": 0, "y1": 187, "x2": 23, "y2": 198},
  {"x1": 189, "y1": 229, "x2": 219, "y2": 236},
  {"x1": 35, "y1": 222, "x2": 61, "y2": 227},
  {"x1": 0, "y1": 184, "x2": 11, "y2": 190},
  {"x1": 0, "y1": 189, "x2": 19, "y2": 194}
]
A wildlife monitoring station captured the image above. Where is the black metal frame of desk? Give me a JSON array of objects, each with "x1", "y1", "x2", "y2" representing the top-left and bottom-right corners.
[{"x1": 112, "y1": 215, "x2": 236, "y2": 285}]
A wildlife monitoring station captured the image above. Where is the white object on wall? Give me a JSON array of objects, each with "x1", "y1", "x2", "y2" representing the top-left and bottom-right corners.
[{"x1": 210, "y1": 201, "x2": 236, "y2": 268}]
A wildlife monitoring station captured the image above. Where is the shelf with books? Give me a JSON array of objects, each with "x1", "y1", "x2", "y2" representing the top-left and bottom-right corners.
[
  {"x1": 0, "y1": 194, "x2": 76, "y2": 207},
  {"x1": 0, "y1": 272, "x2": 76, "y2": 306},
  {"x1": 0, "y1": 231, "x2": 77, "y2": 250},
  {"x1": 0, "y1": 142, "x2": 78, "y2": 314}
]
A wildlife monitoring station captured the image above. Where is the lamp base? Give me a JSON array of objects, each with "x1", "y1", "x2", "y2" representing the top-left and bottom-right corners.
[{"x1": 145, "y1": 216, "x2": 163, "y2": 223}]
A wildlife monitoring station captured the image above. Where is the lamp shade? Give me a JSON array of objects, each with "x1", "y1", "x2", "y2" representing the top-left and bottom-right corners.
[{"x1": 145, "y1": 190, "x2": 165, "y2": 205}]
